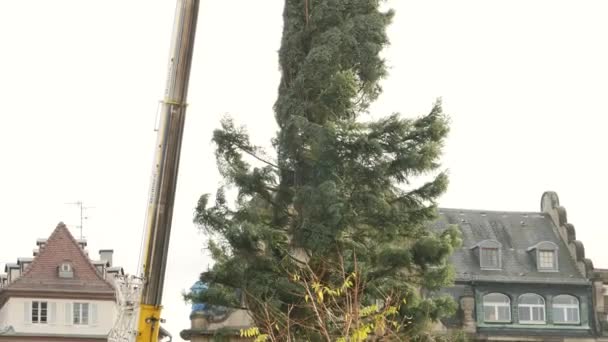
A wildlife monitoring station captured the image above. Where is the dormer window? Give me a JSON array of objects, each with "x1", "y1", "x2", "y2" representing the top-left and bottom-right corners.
[
  {"x1": 527, "y1": 241, "x2": 558, "y2": 272},
  {"x1": 539, "y1": 250, "x2": 555, "y2": 269},
  {"x1": 58, "y1": 262, "x2": 74, "y2": 278},
  {"x1": 481, "y1": 247, "x2": 500, "y2": 269},
  {"x1": 471, "y1": 240, "x2": 502, "y2": 270}
]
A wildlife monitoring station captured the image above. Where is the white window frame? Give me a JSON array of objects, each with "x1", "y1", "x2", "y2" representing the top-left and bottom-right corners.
[
  {"x1": 518, "y1": 294, "x2": 546, "y2": 324},
  {"x1": 552, "y1": 295, "x2": 580, "y2": 324},
  {"x1": 31, "y1": 301, "x2": 48, "y2": 324},
  {"x1": 73, "y1": 302, "x2": 89, "y2": 325},
  {"x1": 483, "y1": 293, "x2": 511, "y2": 323}
]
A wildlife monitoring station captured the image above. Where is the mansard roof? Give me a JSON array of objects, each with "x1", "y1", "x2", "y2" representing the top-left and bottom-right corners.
[
  {"x1": 428, "y1": 207, "x2": 588, "y2": 285},
  {"x1": 1, "y1": 222, "x2": 115, "y2": 299}
]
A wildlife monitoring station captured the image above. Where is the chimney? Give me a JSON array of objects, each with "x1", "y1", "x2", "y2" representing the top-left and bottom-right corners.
[
  {"x1": 7, "y1": 264, "x2": 20, "y2": 283},
  {"x1": 92, "y1": 261, "x2": 106, "y2": 276},
  {"x1": 17, "y1": 258, "x2": 33, "y2": 273},
  {"x1": 36, "y1": 238, "x2": 47, "y2": 250},
  {"x1": 99, "y1": 249, "x2": 113, "y2": 267},
  {"x1": 77, "y1": 239, "x2": 87, "y2": 250}
]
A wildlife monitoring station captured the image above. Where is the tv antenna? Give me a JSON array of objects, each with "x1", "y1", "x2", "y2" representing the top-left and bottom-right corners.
[{"x1": 65, "y1": 201, "x2": 95, "y2": 240}]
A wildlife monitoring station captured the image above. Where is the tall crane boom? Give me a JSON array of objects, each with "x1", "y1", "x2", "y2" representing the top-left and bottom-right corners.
[{"x1": 138, "y1": 0, "x2": 199, "y2": 341}]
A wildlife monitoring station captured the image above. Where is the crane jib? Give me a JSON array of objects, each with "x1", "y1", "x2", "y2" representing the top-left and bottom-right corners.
[{"x1": 137, "y1": 1, "x2": 200, "y2": 342}]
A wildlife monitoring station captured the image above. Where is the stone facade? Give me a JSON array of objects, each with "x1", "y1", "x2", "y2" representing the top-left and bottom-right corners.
[{"x1": 180, "y1": 310, "x2": 253, "y2": 342}]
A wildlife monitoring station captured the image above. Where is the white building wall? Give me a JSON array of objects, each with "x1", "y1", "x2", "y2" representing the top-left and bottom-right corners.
[{"x1": 0, "y1": 297, "x2": 116, "y2": 336}]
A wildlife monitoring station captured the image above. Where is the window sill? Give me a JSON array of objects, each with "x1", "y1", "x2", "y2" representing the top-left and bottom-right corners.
[
  {"x1": 553, "y1": 321, "x2": 581, "y2": 325},
  {"x1": 519, "y1": 321, "x2": 546, "y2": 325},
  {"x1": 484, "y1": 320, "x2": 512, "y2": 324}
]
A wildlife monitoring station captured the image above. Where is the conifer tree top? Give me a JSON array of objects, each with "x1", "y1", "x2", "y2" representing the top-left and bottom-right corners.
[{"x1": 191, "y1": 1, "x2": 458, "y2": 339}]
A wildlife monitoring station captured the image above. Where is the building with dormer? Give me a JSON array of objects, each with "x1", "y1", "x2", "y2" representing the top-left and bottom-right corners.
[
  {"x1": 0, "y1": 222, "x2": 124, "y2": 341},
  {"x1": 429, "y1": 191, "x2": 608, "y2": 341},
  {"x1": 181, "y1": 191, "x2": 608, "y2": 342}
]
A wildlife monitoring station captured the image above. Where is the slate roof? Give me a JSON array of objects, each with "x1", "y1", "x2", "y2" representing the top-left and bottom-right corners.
[
  {"x1": 428, "y1": 208, "x2": 588, "y2": 285},
  {"x1": 2, "y1": 222, "x2": 115, "y2": 295}
]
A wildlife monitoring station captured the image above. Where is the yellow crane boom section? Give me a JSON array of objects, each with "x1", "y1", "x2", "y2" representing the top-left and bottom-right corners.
[{"x1": 138, "y1": 1, "x2": 199, "y2": 341}]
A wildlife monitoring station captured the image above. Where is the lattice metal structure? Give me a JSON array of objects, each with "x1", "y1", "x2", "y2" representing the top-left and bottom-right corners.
[{"x1": 108, "y1": 275, "x2": 143, "y2": 342}]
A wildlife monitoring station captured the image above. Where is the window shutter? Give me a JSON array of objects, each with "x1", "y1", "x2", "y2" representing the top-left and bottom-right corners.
[
  {"x1": 91, "y1": 303, "x2": 98, "y2": 325},
  {"x1": 23, "y1": 301, "x2": 31, "y2": 324},
  {"x1": 49, "y1": 302, "x2": 57, "y2": 324},
  {"x1": 65, "y1": 303, "x2": 72, "y2": 325}
]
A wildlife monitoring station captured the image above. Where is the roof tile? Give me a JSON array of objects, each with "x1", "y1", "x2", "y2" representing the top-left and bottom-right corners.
[
  {"x1": 6, "y1": 222, "x2": 115, "y2": 294},
  {"x1": 429, "y1": 208, "x2": 588, "y2": 284}
]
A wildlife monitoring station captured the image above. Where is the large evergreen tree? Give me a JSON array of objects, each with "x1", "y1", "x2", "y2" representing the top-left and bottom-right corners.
[{"x1": 193, "y1": 0, "x2": 460, "y2": 339}]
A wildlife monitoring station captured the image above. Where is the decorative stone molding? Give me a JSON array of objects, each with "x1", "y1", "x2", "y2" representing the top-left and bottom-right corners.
[
  {"x1": 0, "y1": 326, "x2": 14, "y2": 335},
  {"x1": 460, "y1": 296, "x2": 476, "y2": 333},
  {"x1": 191, "y1": 312, "x2": 210, "y2": 330},
  {"x1": 540, "y1": 191, "x2": 594, "y2": 278},
  {"x1": 181, "y1": 309, "x2": 254, "y2": 341},
  {"x1": 594, "y1": 280, "x2": 605, "y2": 314}
]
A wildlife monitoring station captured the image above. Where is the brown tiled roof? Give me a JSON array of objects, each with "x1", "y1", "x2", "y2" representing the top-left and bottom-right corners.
[{"x1": 3, "y1": 222, "x2": 115, "y2": 296}]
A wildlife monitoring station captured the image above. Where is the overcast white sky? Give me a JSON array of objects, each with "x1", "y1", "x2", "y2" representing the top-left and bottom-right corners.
[{"x1": 1, "y1": 0, "x2": 607, "y2": 340}]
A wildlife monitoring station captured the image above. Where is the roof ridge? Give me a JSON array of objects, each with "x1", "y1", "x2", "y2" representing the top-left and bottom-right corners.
[
  {"x1": 438, "y1": 207, "x2": 544, "y2": 215},
  {"x1": 9, "y1": 223, "x2": 66, "y2": 285},
  {"x1": 55, "y1": 223, "x2": 116, "y2": 289}
]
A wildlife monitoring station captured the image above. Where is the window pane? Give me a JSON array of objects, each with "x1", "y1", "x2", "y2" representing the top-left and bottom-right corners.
[
  {"x1": 553, "y1": 308, "x2": 566, "y2": 322},
  {"x1": 82, "y1": 304, "x2": 89, "y2": 325},
  {"x1": 520, "y1": 294, "x2": 544, "y2": 305},
  {"x1": 485, "y1": 293, "x2": 509, "y2": 303},
  {"x1": 518, "y1": 307, "x2": 531, "y2": 321},
  {"x1": 32, "y1": 301, "x2": 39, "y2": 323},
  {"x1": 567, "y1": 308, "x2": 580, "y2": 322},
  {"x1": 481, "y1": 248, "x2": 499, "y2": 268},
  {"x1": 532, "y1": 307, "x2": 545, "y2": 321},
  {"x1": 73, "y1": 303, "x2": 80, "y2": 324},
  {"x1": 539, "y1": 250, "x2": 555, "y2": 269},
  {"x1": 554, "y1": 295, "x2": 578, "y2": 305},
  {"x1": 498, "y1": 306, "x2": 510, "y2": 321},
  {"x1": 484, "y1": 305, "x2": 496, "y2": 321},
  {"x1": 40, "y1": 302, "x2": 47, "y2": 324}
]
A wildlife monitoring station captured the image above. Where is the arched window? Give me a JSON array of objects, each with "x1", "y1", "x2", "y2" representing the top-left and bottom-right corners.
[
  {"x1": 518, "y1": 294, "x2": 545, "y2": 324},
  {"x1": 483, "y1": 293, "x2": 511, "y2": 322},
  {"x1": 552, "y1": 295, "x2": 580, "y2": 324}
]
